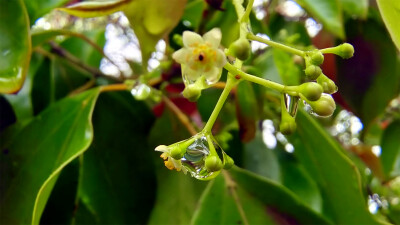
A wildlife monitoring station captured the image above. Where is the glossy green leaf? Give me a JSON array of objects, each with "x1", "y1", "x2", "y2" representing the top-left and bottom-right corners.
[
  {"x1": 0, "y1": 0, "x2": 31, "y2": 93},
  {"x1": 192, "y1": 167, "x2": 328, "y2": 224},
  {"x1": 381, "y1": 121, "x2": 400, "y2": 179},
  {"x1": 191, "y1": 173, "x2": 276, "y2": 225},
  {"x1": 23, "y1": 0, "x2": 69, "y2": 24},
  {"x1": 236, "y1": 81, "x2": 258, "y2": 142},
  {"x1": 58, "y1": 0, "x2": 132, "y2": 18},
  {"x1": 377, "y1": 0, "x2": 400, "y2": 51},
  {"x1": 73, "y1": 92, "x2": 156, "y2": 224},
  {"x1": 148, "y1": 170, "x2": 206, "y2": 225},
  {"x1": 294, "y1": 110, "x2": 381, "y2": 224},
  {"x1": 294, "y1": 0, "x2": 344, "y2": 38},
  {"x1": 340, "y1": 0, "x2": 368, "y2": 18},
  {"x1": 123, "y1": 0, "x2": 186, "y2": 68},
  {"x1": 0, "y1": 88, "x2": 100, "y2": 224}
]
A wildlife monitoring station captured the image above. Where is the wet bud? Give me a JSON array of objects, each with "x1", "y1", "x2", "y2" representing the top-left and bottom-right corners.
[
  {"x1": 304, "y1": 65, "x2": 322, "y2": 80},
  {"x1": 182, "y1": 85, "x2": 202, "y2": 102},
  {"x1": 337, "y1": 43, "x2": 354, "y2": 59},
  {"x1": 280, "y1": 112, "x2": 297, "y2": 135},
  {"x1": 299, "y1": 82, "x2": 323, "y2": 101},
  {"x1": 308, "y1": 94, "x2": 336, "y2": 117},
  {"x1": 317, "y1": 75, "x2": 337, "y2": 94},
  {"x1": 310, "y1": 51, "x2": 324, "y2": 65},
  {"x1": 223, "y1": 154, "x2": 234, "y2": 169},
  {"x1": 205, "y1": 155, "x2": 223, "y2": 172},
  {"x1": 229, "y1": 39, "x2": 251, "y2": 61},
  {"x1": 169, "y1": 144, "x2": 185, "y2": 160}
]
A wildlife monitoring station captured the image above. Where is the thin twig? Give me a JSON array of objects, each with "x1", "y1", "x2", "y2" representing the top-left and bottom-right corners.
[
  {"x1": 222, "y1": 170, "x2": 249, "y2": 225},
  {"x1": 99, "y1": 83, "x2": 129, "y2": 93},
  {"x1": 162, "y1": 96, "x2": 198, "y2": 136},
  {"x1": 69, "y1": 79, "x2": 96, "y2": 96}
]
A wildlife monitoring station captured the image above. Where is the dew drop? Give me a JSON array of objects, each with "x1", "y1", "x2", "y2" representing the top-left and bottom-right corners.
[
  {"x1": 181, "y1": 135, "x2": 227, "y2": 180},
  {"x1": 130, "y1": 83, "x2": 151, "y2": 100},
  {"x1": 284, "y1": 94, "x2": 299, "y2": 117}
]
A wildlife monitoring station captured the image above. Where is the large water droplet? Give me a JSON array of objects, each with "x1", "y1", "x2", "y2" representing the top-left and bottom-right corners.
[
  {"x1": 284, "y1": 94, "x2": 299, "y2": 117},
  {"x1": 181, "y1": 135, "x2": 227, "y2": 180}
]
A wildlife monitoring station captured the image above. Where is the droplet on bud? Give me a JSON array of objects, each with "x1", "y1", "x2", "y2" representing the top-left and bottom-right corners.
[
  {"x1": 284, "y1": 94, "x2": 299, "y2": 117},
  {"x1": 180, "y1": 135, "x2": 229, "y2": 180},
  {"x1": 131, "y1": 83, "x2": 151, "y2": 100}
]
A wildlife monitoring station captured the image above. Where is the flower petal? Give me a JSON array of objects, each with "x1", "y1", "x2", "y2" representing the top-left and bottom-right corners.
[
  {"x1": 215, "y1": 49, "x2": 227, "y2": 67},
  {"x1": 183, "y1": 31, "x2": 203, "y2": 47},
  {"x1": 203, "y1": 67, "x2": 222, "y2": 84},
  {"x1": 203, "y1": 28, "x2": 222, "y2": 48},
  {"x1": 155, "y1": 145, "x2": 169, "y2": 153},
  {"x1": 172, "y1": 48, "x2": 189, "y2": 64}
]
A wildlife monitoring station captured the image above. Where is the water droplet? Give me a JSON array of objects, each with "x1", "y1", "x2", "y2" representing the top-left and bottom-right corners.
[
  {"x1": 181, "y1": 135, "x2": 228, "y2": 180},
  {"x1": 284, "y1": 94, "x2": 299, "y2": 117}
]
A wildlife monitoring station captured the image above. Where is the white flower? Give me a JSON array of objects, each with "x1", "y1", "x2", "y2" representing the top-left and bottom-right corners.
[
  {"x1": 155, "y1": 145, "x2": 187, "y2": 174},
  {"x1": 172, "y1": 28, "x2": 227, "y2": 85}
]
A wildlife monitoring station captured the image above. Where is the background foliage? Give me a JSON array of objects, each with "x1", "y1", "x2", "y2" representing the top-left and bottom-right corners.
[{"x1": 1, "y1": 0, "x2": 400, "y2": 224}]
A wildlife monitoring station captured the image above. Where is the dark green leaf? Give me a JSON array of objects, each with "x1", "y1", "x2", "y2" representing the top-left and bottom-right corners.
[
  {"x1": 380, "y1": 121, "x2": 400, "y2": 179},
  {"x1": 294, "y1": 110, "x2": 381, "y2": 224},
  {"x1": 272, "y1": 49, "x2": 301, "y2": 86},
  {"x1": 0, "y1": 0, "x2": 31, "y2": 93},
  {"x1": 73, "y1": 91, "x2": 156, "y2": 224},
  {"x1": 0, "y1": 88, "x2": 100, "y2": 224},
  {"x1": 294, "y1": 0, "x2": 344, "y2": 38},
  {"x1": 58, "y1": 0, "x2": 131, "y2": 18}
]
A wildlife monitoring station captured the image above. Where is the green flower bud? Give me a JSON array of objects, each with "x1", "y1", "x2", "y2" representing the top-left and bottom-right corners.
[
  {"x1": 307, "y1": 94, "x2": 336, "y2": 117},
  {"x1": 280, "y1": 112, "x2": 297, "y2": 135},
  {"x1": 229, "y1": 39, "x2": 251, "y2": 61},
  {"x1": 299, "y1": 82, "x2": 323, "y2": 101},
  {"x1": 170, "y1": 144, "x2": 185, "y2": 160},
  {"x1": 182, "y1": 85, "x2": 202, "y2": 102},
  {"x1": 310, "y1": 51, "x2": 324, "y2": 65},
  {"x1": 304, "y1": 65, "x2": 322, "y2": 80},
  {"x1": 337, "y1": 43, "x2": 354, "y2": 59},
  {"x1": 223, "y1": 154, "x2": 234, "y2": 169},
  {"x1": 205, "y1": 155, "x2": 223, "y2": 172},
  {"x1": 317, "y1": 74, "x2": 337, "y2": 94}
]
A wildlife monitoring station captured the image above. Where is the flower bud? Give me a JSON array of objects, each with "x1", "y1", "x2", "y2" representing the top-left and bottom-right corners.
[
  {"x1": 169, "y1": 144, "x2": 185, "y2": 160},
  {"x1": 228, "y1": 39, "x2": 251, "y2": 61},
  {"x1": 182, "y1": 85, "x2": 202, "y2": 102},
  {"x1": 205, "y1": 155, "x2": 223, "y2": 172},
  {"x1": 307, "y1": 94, "x2": 336, "y2": 117},
  {"x1": 317, "y1": 75, "x2": 337, "y2": 94},
  {"x1": 310, "y1": 51, "x2": 324, "y2": 65},
  {"x1": 337, "y1": 43, "x2": 354, "y2": 59},
  {"x1": 304, "y1": 65, "x2": 322, "y2": 80},
  {"x1": 299, "y1": 82, "x2": 323, "y2": 101},
  {"x1": 280, "y1": 112, "x2": 297, "y2": 135}
]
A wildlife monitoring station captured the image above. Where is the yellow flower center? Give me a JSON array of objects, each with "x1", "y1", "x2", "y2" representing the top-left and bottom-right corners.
[{"x1": 186, "y1": 43, "x2": 217, "y2": 72}]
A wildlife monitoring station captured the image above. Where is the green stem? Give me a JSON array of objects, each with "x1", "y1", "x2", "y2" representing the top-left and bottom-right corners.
[
  {"x1": 224, "y1": 63, "x2": 284, "y2": 91},
  {"x1": 247, "y1": 33, "x2": 305, "y2": 57},
  {"x1": 241, "y1": 0, "x2": 255, "y2": 22},
  {"x1": 320, "y1": 46, "x2": 339, "y2": 54},
  {"x1": 202, "y1": 74, "x2": 237, "y2": 133}
]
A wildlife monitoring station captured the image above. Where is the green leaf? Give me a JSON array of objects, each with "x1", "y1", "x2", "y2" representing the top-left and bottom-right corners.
[
  {"x1": 272, "y1": 49, "x2": 301, "y2": 86},
  {"x1": 123, "y1": 0, "x2": 186, "y2": 68},
  {"x1": 0, "y1": 88, "x2": 100, "y2": 224},
  {"x1": 58, "y1": 0, "x2": 132, "y2": 18},
  {"x1": 23, "y1": 0, "x2": 69, "y2": 25},
  {"x1": 236, "y1": 81, "x2": 258, "y2": 142},
  {"x1": 0, "y1": 0, "x2": 31, "y2": 93},
  {"x1": 73, "y1": 92, "x2": 156, "y2": 224},
  {"x1": 192, "y1": 168, "x2": 329, "y2": 224},
  {"x1": 294, "y1": 110, "x2": 381, "y2": 224},
  {"x1": 148, "y1": 170, "x2": 206, "y2": 225},
  {"x1": 340, "y1": 0, "x2": 368, "y2": 18},
  {"x1": 191, "y1": 173, "x2": 276, "y2": 225},
  {"x1": 294, "y1": 0, "x2": 344, "y2": 38},
  {"x1": 377, "y1": 0, "x2": 400, "y2": 51},
  {"x1": 381, "y1": 121, "x2": 400, "y2": 179}
]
